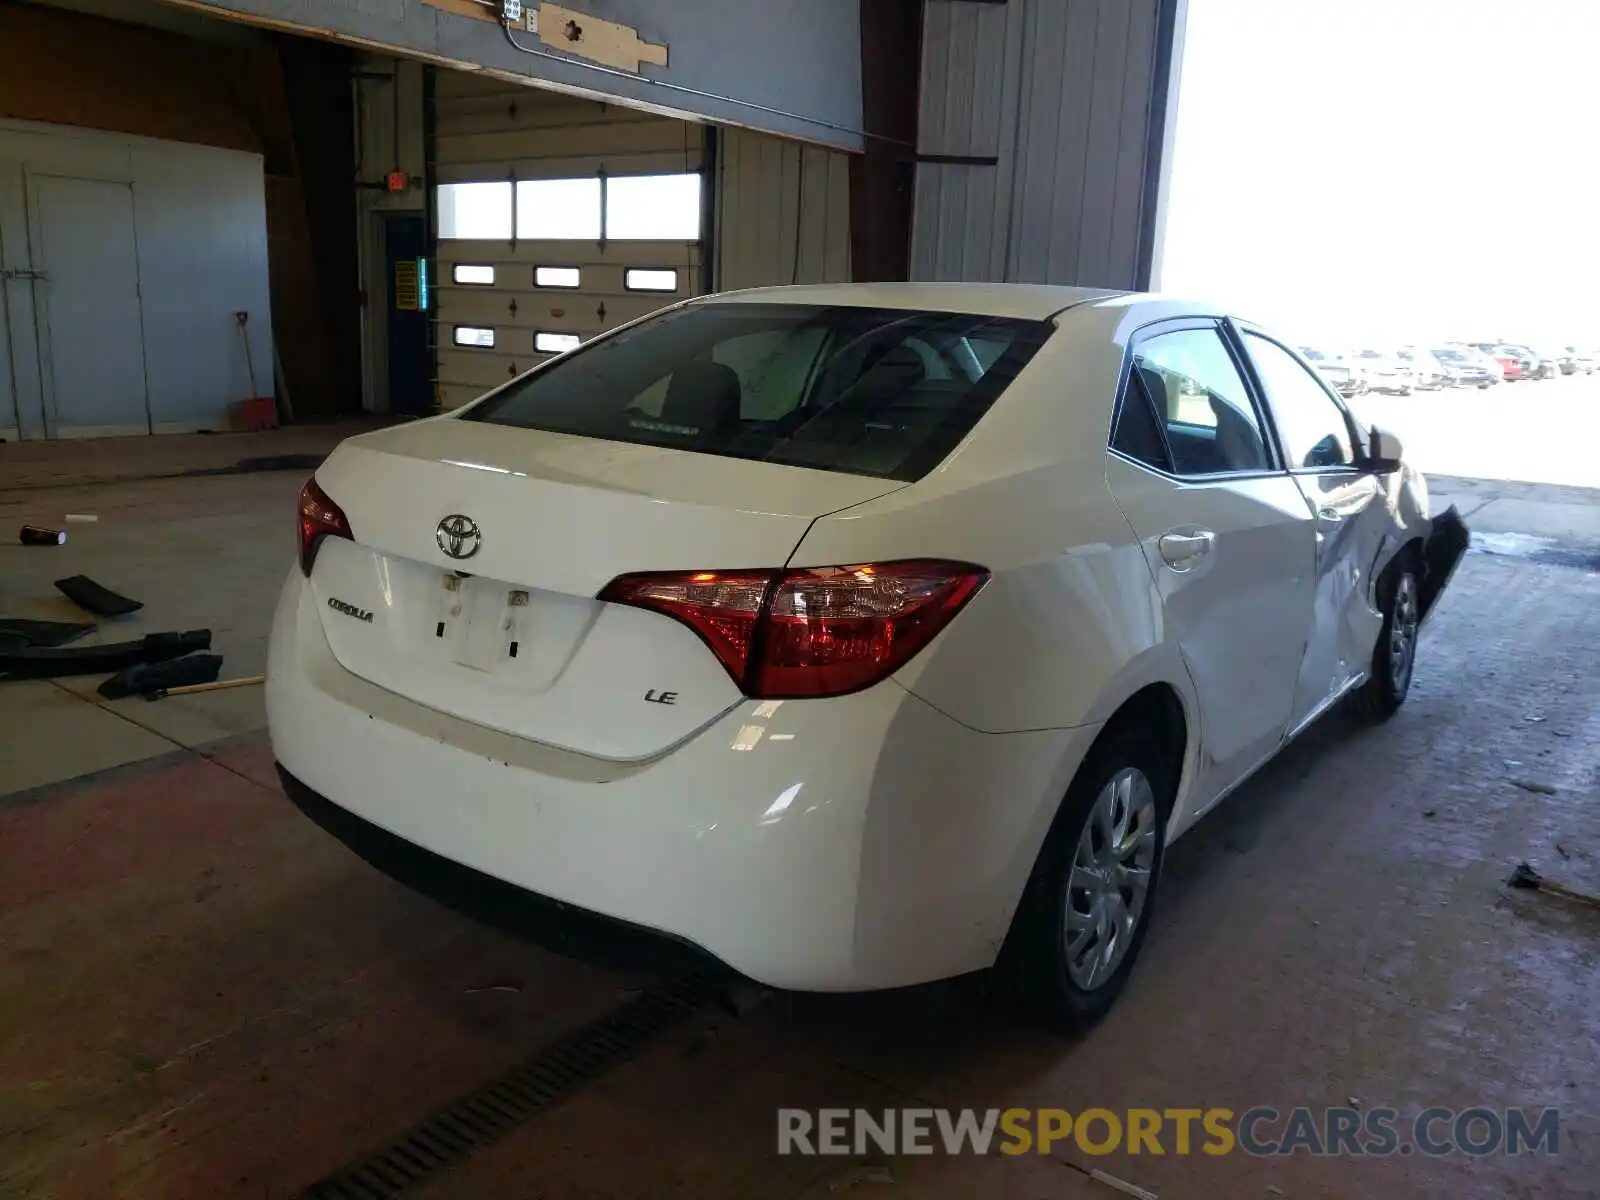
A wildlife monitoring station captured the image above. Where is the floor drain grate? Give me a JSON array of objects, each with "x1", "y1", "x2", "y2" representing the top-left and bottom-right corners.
[{"x1": 298, "y1": 975, "x2": 717, "y2": 1198}]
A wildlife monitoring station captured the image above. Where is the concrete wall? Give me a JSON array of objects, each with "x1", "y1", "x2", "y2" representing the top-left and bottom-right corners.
[
  {"x1": 170, "y1": 0, "x2": 866, "y2": 150},
  {"x1": 911, "y1": 0, "x2": 1184, "y2": 290},
  {"x1": 0, "y1": 120, "x2": 273, "y2": 438}
]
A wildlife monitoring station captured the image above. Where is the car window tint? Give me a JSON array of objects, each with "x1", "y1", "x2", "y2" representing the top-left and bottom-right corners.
[
  {"x1": 1111, "y1": 372, "x2": 1172, "y2": 472},
  {"x1": 1244, "y1": 334, "x2": 1355, "y2": 470},
  {"x1": 465, "y1": 304, "x2": 1052, "y2": 483},
  {"x1": 712, "y1": 326, "x2": 829, "y2": 421},
  {"x1": 1132, "y1": 328, "x2": 1270, "y2": 475}
]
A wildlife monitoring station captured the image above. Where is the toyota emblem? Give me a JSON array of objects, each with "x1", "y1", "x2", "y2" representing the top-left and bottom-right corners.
[{"x1": 436, "y1": 514, "x2": 482, "y2": 560}]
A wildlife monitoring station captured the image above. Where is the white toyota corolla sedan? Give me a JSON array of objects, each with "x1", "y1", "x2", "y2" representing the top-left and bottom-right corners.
[{"x1": 269, "y1": 284, "x2": 1467, "y2": 1027}]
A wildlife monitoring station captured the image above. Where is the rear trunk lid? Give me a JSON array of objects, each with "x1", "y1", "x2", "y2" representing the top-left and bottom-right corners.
[{"x1": 307, "y1": 418, "x2": 903, "y2": 761}]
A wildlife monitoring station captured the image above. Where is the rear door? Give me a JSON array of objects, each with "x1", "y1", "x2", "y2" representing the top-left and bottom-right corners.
[
  {"x1": 1105, "y1": 320, "x2": 1316, "y2": 803},
  {"x1": 1236, "y1": 329, "x2": 1385, "y2": 731}
]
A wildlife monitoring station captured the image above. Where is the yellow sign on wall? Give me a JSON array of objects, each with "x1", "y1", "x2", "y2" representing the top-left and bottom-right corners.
[{"x1": 394, "y1": 259, "x2": 426, "y2": 311}]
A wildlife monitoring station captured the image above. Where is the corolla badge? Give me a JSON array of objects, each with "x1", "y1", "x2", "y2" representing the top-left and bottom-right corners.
[
  {"x1": 436, "y1": 514, "x2": 482, "y2": 560},
  {"x1": 327, "y1": 597, "x2": 374, "y2": 623}
]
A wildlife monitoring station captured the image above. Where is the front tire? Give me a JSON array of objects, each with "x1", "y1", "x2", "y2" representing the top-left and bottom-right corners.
[
  {"x1": 1352, "y1": 560, "x2": 1420, "y2": 720},
  {"x1": 1004, "y1": 726, "x2": 1174, "y2": 1030}
]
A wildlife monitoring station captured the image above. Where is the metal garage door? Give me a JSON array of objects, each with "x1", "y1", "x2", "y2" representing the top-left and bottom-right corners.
[{"x1": 433, "y1": 74, "x2": 707, "y2": 411}]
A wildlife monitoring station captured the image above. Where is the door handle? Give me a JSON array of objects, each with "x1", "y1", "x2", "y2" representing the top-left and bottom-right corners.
[
  {"x1": 1158, "y1": 529, "x2": 1216, "y2": 567},
  {"x1": 1318, "y1": 506, "x2": 1343, "y2": 521}
]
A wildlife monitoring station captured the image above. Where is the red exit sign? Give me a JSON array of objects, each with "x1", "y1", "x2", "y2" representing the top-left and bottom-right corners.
[{"x1": 386, "y1": 170, "x2": 409, "y2": 193}]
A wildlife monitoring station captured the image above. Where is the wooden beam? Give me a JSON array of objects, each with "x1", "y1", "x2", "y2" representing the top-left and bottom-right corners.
[
  {"x1": 419, "y1": 0, "x2": 498, "y2": 23},
  {"x1": 536, "y1": 3, "x2": 668, "y2": 73},
  {"x1": 419, "y1": 0, "x2": 670, "y2": 79}
]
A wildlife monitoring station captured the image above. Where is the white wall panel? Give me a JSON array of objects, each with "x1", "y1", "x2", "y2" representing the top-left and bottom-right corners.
[
  {"x1": 0, "y1": 119, "x2": 271, "y2": 439},
  {"x1": 716, "y1": 127, "x2": 851, "y2": 292}
]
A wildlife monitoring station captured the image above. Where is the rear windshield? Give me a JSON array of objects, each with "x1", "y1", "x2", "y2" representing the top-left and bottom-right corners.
[{"x1": 462, "y1": 303, "x2": 1053, "y2": 482}]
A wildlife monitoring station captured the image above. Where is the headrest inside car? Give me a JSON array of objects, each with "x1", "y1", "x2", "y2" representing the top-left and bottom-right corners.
[{"x1": 660, "y1": 360, "x2": 742, "y2": 436}]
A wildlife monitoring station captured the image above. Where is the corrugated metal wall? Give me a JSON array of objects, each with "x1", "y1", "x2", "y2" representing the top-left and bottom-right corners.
[
  {"x1": 912, "y1": 0, "x2": 1178, "y2": 290},
  {"x1": 716, "y1": 128, "x2": 852, "y2": 291}
]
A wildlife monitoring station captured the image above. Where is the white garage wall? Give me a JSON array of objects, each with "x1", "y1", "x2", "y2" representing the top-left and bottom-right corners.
[
  {"x1": 715, "y1": 128, "x2": 852, "y2": 292},
  {"x1": 0, "y1": 119, "x2": 272, "y2": 439}
]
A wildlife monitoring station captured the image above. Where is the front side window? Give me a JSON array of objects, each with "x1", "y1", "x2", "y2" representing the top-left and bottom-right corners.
[
  {"x1": 1244, "y1": 334, "x2": 1355, "y2": 470},
  {"x1": 465, "y1": 304, "x2": 1052, "y2": 482},
  {"x1": 1123, "y1": 327, "x2": 1271, "y2": 476}
]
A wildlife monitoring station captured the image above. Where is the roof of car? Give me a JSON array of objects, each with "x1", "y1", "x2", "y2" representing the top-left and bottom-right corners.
[{"x1": 702, "y1": 282, "x2": 1132, "y2": 321}]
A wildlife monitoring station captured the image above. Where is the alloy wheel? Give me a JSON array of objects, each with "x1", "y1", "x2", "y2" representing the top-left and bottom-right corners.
[
  {"x1": 1389, "y1": 573, "x2": 1419, "y2": 693},
  {"x1": 1064, "y1": 767, "x2": 1157, "y2": 991}
]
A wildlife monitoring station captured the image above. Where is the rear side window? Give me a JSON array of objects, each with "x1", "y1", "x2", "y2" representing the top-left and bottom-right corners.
[
  {"x1": 1111, "y1": 373, "x2": 1173, "y2": 472},
  {"x1": 1129, "y1": 328, "x2": 1271, "y2": 476},
  {"x1": 464, "y1": 303, "x2": 1053, "y2": 482}
]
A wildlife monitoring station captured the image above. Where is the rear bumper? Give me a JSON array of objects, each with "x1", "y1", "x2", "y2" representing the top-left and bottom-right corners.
[
  {"x1": 266, "y1": 570, "x2": 1096, "y2": 991},
  {"x1": 278, "y1": 764, "x2": 723, "y2": 977}
]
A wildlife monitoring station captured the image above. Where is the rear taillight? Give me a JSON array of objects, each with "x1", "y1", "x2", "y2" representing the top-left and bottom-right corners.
[
  {"x1": 298, "y1": 477, "x2": 353, "y2": 576},
  {"x1": 598, "y1": 570, "x2": 773, "y2": 682},
  {"x1": 599, "y1": 560, "x2": 988, "y2": 699}
]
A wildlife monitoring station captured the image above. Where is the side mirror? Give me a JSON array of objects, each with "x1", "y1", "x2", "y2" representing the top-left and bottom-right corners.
[{"x1": 1365, "y1": 426, "x2": 1405, "y2": 472}]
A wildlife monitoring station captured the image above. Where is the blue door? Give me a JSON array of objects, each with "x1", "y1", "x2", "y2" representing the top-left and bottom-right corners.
[{"x1": 384, "y1": 216, "x2": 432, "y2": 416}]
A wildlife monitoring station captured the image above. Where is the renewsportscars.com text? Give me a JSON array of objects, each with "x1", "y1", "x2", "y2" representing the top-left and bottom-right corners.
[{"x1": 777, "y1": 1106, "x2": 1561, "y2": 1158}]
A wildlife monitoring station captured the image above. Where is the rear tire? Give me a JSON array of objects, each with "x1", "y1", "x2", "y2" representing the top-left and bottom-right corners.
[
  {"x1": 1352, "y1": 556, "x2": 1421, "y2": 720},
  {"x1": 1003, "y1": 725, "x2": 1175, "y2": 1030}
]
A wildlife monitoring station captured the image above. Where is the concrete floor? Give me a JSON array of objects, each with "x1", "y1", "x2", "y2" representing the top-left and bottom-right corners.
[{"x1": 1, "y1": 424, "x2": 1596, "y2": 1198}]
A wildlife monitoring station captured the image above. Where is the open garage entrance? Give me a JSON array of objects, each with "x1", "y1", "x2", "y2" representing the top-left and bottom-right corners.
[{"x1": 1158, "y1": 0, "x2": 1600, "y2": 492}]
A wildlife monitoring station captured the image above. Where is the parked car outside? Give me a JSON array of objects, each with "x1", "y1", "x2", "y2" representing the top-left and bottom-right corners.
[
  {"x1": 1301, "y1": 346, "x2": 1364, "y2": 397},
  {"x1": 1433, "y1": 346, "x2": 1498, "y2": 388},
  {"x1": 1474, "y1": 343, "x2": 1525, "y2": 380},
  {"x1": 1354, "y1": 349, "x2": 1416, "y2": 395},
  {"x1": 270, "y1": 283, "x2": 1469, "y2": 1028},
  {"x1": 1397, "y1": 347, "x2": 1450, "y2": 390},
  {"x1": 1503, "y1": 344, "x2": 1556, "y2": 380},
  {"x1": 1568, "y1": 347, "x2": 1600, "y2": 374}
]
